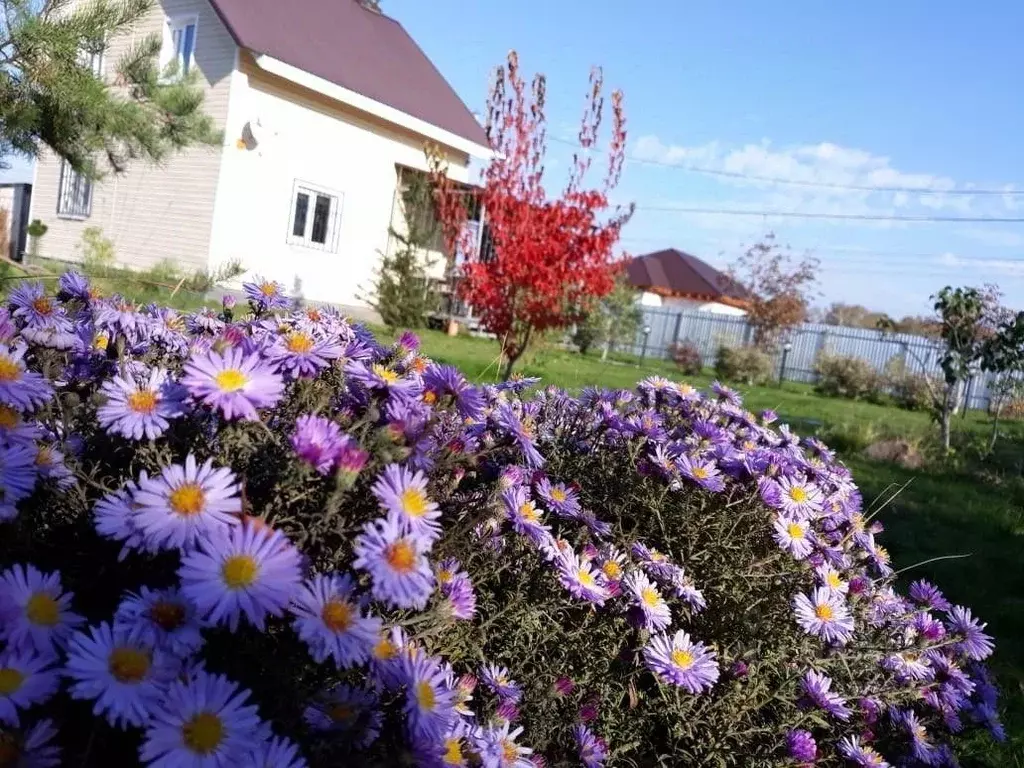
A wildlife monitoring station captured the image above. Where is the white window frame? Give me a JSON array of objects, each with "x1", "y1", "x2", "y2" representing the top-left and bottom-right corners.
[
  {"x1": 287, "y1": 181, "x2": 343, "y2": 252},
  {"x1": 56, "y1": 161, "x2": 93, "y2": 219},
  {"x1": 161, "y1": 16, "x2": 198, "y2": 77}
]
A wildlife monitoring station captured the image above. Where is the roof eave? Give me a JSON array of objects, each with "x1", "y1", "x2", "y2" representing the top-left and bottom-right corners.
[{"x1": 252, "y1": 54, "x2": 494, "y2": 161}]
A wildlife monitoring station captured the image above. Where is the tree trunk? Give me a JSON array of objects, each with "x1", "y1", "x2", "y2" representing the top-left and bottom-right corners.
[
  {"x1": 601, "y1": 340, "x2": 610, "y2": 361},
  {"x1": 501, "y1": 326, "x2": 533, "y2": 380}
]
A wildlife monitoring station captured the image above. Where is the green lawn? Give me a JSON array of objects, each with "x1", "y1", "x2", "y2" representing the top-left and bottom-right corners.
[{"x1": 392, "y1": 326, "x2": 1024, "y2": 765}]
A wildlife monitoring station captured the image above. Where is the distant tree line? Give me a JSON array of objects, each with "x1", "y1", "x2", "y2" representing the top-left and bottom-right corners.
[{"x1": 807, "y1": 302, "x2": 939, "y2": 338}]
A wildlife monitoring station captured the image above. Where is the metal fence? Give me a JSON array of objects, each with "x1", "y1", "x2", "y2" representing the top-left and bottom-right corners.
[{"x1": 625, "y1": 307, "x2": 997, "y2": 411}]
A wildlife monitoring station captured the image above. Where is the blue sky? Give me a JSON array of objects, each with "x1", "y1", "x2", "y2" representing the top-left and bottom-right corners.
[
  {"x1": 385, "y1": 0, "x2": 1024, "y2": 316},
  {"x1": 6, "y1": 1, "x2": 1023, "y2": 316}
]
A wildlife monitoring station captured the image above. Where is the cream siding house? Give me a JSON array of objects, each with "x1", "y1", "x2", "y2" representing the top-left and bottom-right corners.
[{"x1": 29, "y1": 0, "x2": 490, "y2": 309}]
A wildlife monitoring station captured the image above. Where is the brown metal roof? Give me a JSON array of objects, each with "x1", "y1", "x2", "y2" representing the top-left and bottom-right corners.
[
  {"x1": 207, "y1": 0, "x2": 490, "y2": 149},
  {"x1": 626, "y1": 248, "x2": 750, "y2": 302}
]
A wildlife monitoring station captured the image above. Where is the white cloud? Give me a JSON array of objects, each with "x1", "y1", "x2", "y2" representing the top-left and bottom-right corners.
[{"x1": 938, "y1": 252, "x2": 1024, "y2": 275}]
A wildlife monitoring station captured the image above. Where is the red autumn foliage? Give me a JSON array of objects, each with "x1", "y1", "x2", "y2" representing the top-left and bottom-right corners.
[{"x1": 432, "y1": 50, "x2": 634, "y2": 377}]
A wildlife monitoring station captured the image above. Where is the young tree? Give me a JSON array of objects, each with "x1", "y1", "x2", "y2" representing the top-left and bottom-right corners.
[
  {"x1": 573, "y1": 272, "x2": 642, "y2": 359},
  {"x1": 432, "y1": 50, "x2": 633, "y2": 379},
  {"x1": 728, "y1": 233, "x2": 819, "y2": 350},
  {"x1": 363, "y1": 171, "x2": 442, "y2": 329},
  {"x1": 0, "y1": 0, "x2": 219, "y2": 178}
]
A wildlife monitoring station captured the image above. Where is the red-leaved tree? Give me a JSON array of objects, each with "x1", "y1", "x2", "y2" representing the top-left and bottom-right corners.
[{"x1": 432, "y1": 50, "x2": 634, "y2": 379}]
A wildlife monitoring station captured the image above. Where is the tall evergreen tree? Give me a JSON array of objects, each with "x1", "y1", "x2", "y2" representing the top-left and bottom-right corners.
[{"x1": 0, "y1": 0, "x2": 220, "y2": 177}]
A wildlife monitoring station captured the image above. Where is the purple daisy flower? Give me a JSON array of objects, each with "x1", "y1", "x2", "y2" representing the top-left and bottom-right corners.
[
  {"x1": 623, "y1": 571, "x2": 672, "y2": 631},
  {"x1": 336, "y1": 437, "x2": 370, "y2": 482},
  {"x1": 290, "y1": 573, "x2": 381, "y2": 668},
  {"x1": 555, "y1": 551, "x2": 610, "y2": 606},
  {"x1": 178, "y1": 523, "x2": 303, "y2": 632},
  {"x1": 574, "y1": 724, "x2": 608, "y2": 768},
  {"x1": 0, "y1": 443, "x2": 40, "y2": 516},
  {"x1": 801, "y1": 670, "x2": 851, "y2": 720},
  {"x1": 473, "y1": 721, "x2": 534, "y2": 768},
  {"x1": 57, "y1": 270, "x2": 92, "y2": 302},
  {"x1": 96, "y1": 367, "x2": 186, "y2": 440},
  {"x1": 345, "y1": 359, "x2": 419, "y2": 397},
  {"x1": 371, "y1": 464, "x2": 441, "y2": 541},
  {"x1": 243, "y1": 276, "x2": 290, "y2": 312},
  {"x1": 139, "y1": 670, "x2": 262, "y2": 765},
  {"x1": 909, "y1": 580, "x2": 952, "y2": 612},
  {"x1": 264, "y1": 328, "x2": 343, "y2": 378},
  {"x1": 8, "y1": 283, "x2": 61, "y2": 328},
  {"x1": 772, "y1": 475, "x2": 824, "y2": 518},
  {"x1": 501, "y1": 486, "x2": 551, "y2": 544},
  {"x1": 63, "y1": 622, "x2": 180, "y2": 728},
  {"x1": 113, "y1": 586, "x2": 204, "y2": 658},
  {"x1": 643, "y1": 630, "x2": 719, "y2": 692},
  {"x1": 772, "y1": 515, "x2": 815, "y2": 559},
  {"x1": 0, "y1": 718, "x2": 61, "y2": 767},
  {"x1": 403, "y1": 653, "x2": 457, "y2": 742},
  {"x1": 786, "y1": 729, "x2": 817, "y2": 762},
  {"x1": 0, "y1": 346, "x2": 53, "y2": 411},
  {"x1": 480, "y1": 663, "x2": 523, "y2": 704},
  {"x1": 440, "y1": 572, "x2": 477, "y2": 621},
  {"x1": 0, "y1": 564, "x2": 83, "y2": 655},
  {"x1": 246, "y1": 736, "x2": 307, "y2": 768},
  {"x1": 182, "y1": 347, "x2": 284, "y2": 421},
  {"x1": 494, "y1": 404, "x2": 544, "y2": 468},
  {"x1": 946, "y1": 606, "x2": 994, "y2": 660},
  {"x1": 837, "y1": 735, "x2": 891, "y2": 767},
  {"x1": 0, "y1": 404, "x2": 41, "y2": 447},
  {"x1": 131, "y1": 454, "x2": 242, "y2": 551},
  {"x1": 290, "y1": 415, "x2": 346, "y2": 474},
  {"x1": 304, "y1": 683, "x2": 382, "y2": 747},
  {"x1": 422, "y1": 364, "x2": 485, "y2": 419},
  {"x1": 676, "y1": 453, "x2": 726, "y2": 492},
  {"x1": 93, "y1": 483, "x2": 155, "y2": 560},
  {"x1": 0, "y1": 648, "x2": 59, "y2": 726},
  {"x1": 352, "y1": 515, "x2": 435, "y2": 610},
  {"x1": 793, "y1": 587, "x2": 855, "y2": 644},
  {"x1": 534, "y1": 477, "x2": 580, "y2": 518}
]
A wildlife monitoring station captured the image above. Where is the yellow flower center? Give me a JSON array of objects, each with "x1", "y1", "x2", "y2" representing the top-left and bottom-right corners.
[
  {"x1": 35, "y1": 446, "x2": 52, "y2": 467},
  {"x1": 550, "y1": 487, "x2": 567, "y2": 502},
  {"x1": 423, "y1": 390, "x2": 438, "y2": 405},
  {"x1": 168, "y1": 483, "x2": 206, "y2": 517},
  {"x1": 0, "y1": 357, "x2": 22, "y2": 382},
  {"x1": 400, "y1": 488, "x2": 429, "y2": 518},
  {"x1": 31, "y1": 297, "x2": 53, "y2": 315},
  {"x1": 671, "y1": 649, "x2": 695, "y2": 670},
  {"x1": 373, "y1": 637, "x2": 397, "y2": 661},
  {"x1": 148, "y1": 601, "x2": 185, "y2": 631},
  {"x1": 437, "y1": 569, "x2": 454, "y2": 585},
  {"x1": 0, "y1": 406, "x2": 19, "y2": 430},
  {"x1": 214, "y1": 368, "x2": 248, "y2": 392},
  {"x1": 443, "y1": 737, "x2": 464, "y2": 765},
  {"x1": 826, "y1": 572, "x2": 842, "y2": 588},
  {"x1": 127, "y1": 390, "x2": 158, "y2": 414},
  {"x1": 692, "y1": 466, "x2": 709, "y2": 479},
  {"x1": 372, "y1": 364, "x2": 399, "y2": 384},
  {"x1": 815, "y1": 603, "x2": 835, "y2": 621},
  {"x1": 875, "y1": 546, "x2": 890, "y2": 564},
  {"x1": 385, "y1": 541, "x2": 416, "y2": 573},
  {"x1": 108, "y1": 646, "x2": 151, "y2": 683},
  {"x1": 321, "y1": 600, "x2": 354, "y2": 633},
  {"x1": 259, "y1": 283, "x2": 277, "y2": 297},
  {"x1": 416, "y1": 681, "x2": 436, "y2": 712},
  {"x1": 0, "y1": 667, "x2": 25, "y2": 695},
  {"x1": 788, "y1": 486, "x2": 808, "y2": 503},
  {"x1": 94, "y1": 333, "x2": 109, "y2": 351},
  {"x1": 641, "y1": 587, "x2": 661, "y2": 607},
  {"x1": 285, "y1": 332, "x2": 314, "y2": 354},
  {"x1": 786, "y1": 522, "x2": 804, "y2": 539},
  {"x1": 577, "y1": 570, "x2": 596, "y2": 588},
  {"x1": 328, "y1": 703, "x2": 354, "y2": 723},
  {"x1": 221, "y1": 555, "x2": 260, "y2": 589},
  {"x1": 519, "y1": 502, "x2": 539, "y2": 523},
  {"x1": 601, "y1": 561, "x2": 622, "y2": 580},
  {"x1": 25, "y1": 593, "x2": 59, "y2": 626},
  {"x1": 501, "y1": 741, "x2": 519, "y2": 761},
  {"x1": 182, "y1": 712, "x2": 224, "y2": 755}
]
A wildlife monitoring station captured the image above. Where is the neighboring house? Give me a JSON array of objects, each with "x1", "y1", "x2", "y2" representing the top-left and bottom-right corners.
[
  {"x1": 626, "y1": 248, "x2": 750, "y2": 316},
  {"x1": 0, "y1": 183, "x2": 32, "y2": 261},
  {"x1": 29, "y1": 0, "x2": 491, "y2": 310}
]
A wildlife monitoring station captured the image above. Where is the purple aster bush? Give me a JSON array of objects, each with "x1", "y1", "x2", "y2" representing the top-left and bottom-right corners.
[{"x1": 0, "y1": 277, "x2": 1006, "y2": 766}]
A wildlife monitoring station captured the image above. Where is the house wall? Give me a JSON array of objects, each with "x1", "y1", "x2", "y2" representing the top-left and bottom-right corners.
[
  {"x1": 208, "y1": 58, "x2": 471, "y2": 307},
  {"x1": 29, "y1": 0, "x2": 236, "y2": 273},
  {"x1": 639, "y1": 291, "x2": 747, "y2": 317}
]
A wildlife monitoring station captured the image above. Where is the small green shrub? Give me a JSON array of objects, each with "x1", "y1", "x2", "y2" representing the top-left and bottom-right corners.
[
  {"x1": 714, "y1": 344, "x2": 773, "y2": 384},
  {"x1": 668, "y1": 341, "x2": 704, "y2": 375},
  {"x1": 814, "y1": 353, "x2": 883, "y2": 400},
  {"x1": 884, "y1": 357, "x2": 935, "y2": 411},
  {"x1": 78, "y1": 226, "x2": 116, "y2": 273}
]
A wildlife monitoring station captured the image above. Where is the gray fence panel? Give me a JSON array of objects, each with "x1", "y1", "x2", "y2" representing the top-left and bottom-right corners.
[{"x1": 625, "y1": 307, "x2": 997, "y2": 411}]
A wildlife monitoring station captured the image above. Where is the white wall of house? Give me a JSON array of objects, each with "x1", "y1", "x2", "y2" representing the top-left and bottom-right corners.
[
  {"x1": 639, "y1": 291, "x2": 747, "y2": 317},
  {"x1": 207, "y1": 60, "x2": 472, "y2": 307}
]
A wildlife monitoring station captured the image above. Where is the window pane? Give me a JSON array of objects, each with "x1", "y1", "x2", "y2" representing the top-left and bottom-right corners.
[
  {"x1": 292, "y1": 193, "x2": 309, "y2": 237},
  {"x1": 311, "y1": 195, "x2": 331, "y2": 244},
  {"x1": 182, "y1": 24, "x2": 196, "y2": 72}
]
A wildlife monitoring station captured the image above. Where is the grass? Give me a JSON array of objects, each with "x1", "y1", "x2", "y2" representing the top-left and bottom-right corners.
[{"x1": 382, "y1": 325, "x2": 1024, "y2": 766}]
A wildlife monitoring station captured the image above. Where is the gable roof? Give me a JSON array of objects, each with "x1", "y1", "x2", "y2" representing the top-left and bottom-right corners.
[
  {"x1": 626, "y1": 248, "x2": 751, "y2": 304},
  {"x1": 207, "y1": 0, "x2": 489, "y2": 151}
]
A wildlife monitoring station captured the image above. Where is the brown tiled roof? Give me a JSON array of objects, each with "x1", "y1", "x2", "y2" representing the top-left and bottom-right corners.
[
  {"x1": 626, "y1": 248, "x2": 751, "y2": 303},
  {"x1": 207, "y1": 0, "x2": 490, "y2": 149}
]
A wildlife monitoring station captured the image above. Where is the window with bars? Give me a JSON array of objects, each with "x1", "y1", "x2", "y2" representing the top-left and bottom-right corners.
[
  {"x1": 57, "y1": 161, "x2": 93, "y2": 218},
  {"x1": 287, "y1": 182, "x2": 342, "y2": 251}
]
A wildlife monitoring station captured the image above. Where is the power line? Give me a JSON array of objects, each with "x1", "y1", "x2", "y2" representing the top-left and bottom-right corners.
[
  {"x1": 631, "y1": 204, "x2": 1024, "y2": 224},
  {"x1": 550, "y1": 135, "x2": 1024, "y2": 196}
]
